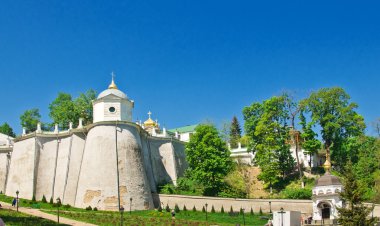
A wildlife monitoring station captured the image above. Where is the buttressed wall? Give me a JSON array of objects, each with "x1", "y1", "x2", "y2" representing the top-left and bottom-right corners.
[{"x1": 4, "y1": 122, "x2": 186, "y2": 211}]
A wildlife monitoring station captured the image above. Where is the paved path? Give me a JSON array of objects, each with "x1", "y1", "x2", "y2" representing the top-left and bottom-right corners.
[{"x1": 0, "y1": 201, "x2": 97, "y2": 226}]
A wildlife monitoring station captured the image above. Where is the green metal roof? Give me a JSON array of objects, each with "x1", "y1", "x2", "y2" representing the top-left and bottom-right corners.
[{"x1": 168, "y1": 124, "x2": 198, "y2": 133}]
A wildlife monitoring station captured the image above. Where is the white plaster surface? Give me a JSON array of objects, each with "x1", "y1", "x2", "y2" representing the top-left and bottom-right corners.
[
  {"x1": 5, "y1": 138, "x2": 36, "y2": 199},
  {"x1": 0, "y1": 153, "x2": 8, "y2": 193},
  {"x1": 53, "y1": 136, "x2": 71, "y2": 201}
]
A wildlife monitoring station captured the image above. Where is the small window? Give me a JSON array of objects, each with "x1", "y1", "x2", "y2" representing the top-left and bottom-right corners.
[{"x1": 109, "y1": 107, "x2": 116, "y2": 113}]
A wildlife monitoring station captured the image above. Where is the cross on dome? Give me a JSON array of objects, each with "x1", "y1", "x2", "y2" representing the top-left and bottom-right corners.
[
  {"x1": 148, "y1": 111, "x2": 152, "y2": 119},
  {"x1": 108, "y1": 71, "x2": 118, "y2": 89}
]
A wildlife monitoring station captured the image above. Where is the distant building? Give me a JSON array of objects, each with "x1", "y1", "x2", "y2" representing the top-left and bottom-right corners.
[{"x1": 168, "y1": 124, "x2": 198, "y2": 142}]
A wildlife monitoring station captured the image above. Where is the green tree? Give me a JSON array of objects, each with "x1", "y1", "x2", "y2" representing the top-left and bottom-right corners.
[
  {"x1": 20, "y1": 108, "x2": 41, "y2": 133},
  {"x1": 49, "y1": 93, "x2": 78, "y2": 130},
  {"x1": 337, "y1": 161, "x2": 377, "y2": 225},
  {"x1": 0, "y1": 123, "x2": 16, "y2": 137},
  {"x1": 229, "y1": 116, "x2": 242, "y2": 149},
  {"x1": 74, "y1": 89, "x2": 96, "y2": 126},
  {"x1": 243, "y1": 95, "x2": 295, "y2": 192},
  {"x1": 299, "y1": 112, "x2": 322, "y2": 168},
  {"x1": 301, "y1": 87, "x2": 365, "y2": 171},
  {"x1": 185, "y1": 124, "x2": 233, "y2": 196}
]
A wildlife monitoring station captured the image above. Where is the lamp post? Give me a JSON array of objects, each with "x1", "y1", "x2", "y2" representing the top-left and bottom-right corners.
[
  {"x1": 242, "y1": 208, "x2": 246, "y2": 226},
  {"x1": 56, "y1": 197, "x2": 61, "y2": 224},
  {"x1": 129, "y1": 198, "x2": 132, "y2": 215},
  {"x1": 120, "y1": 206, "x2": 124, "y2": 226},
  {"x1": 279, "y1": 207, "x2": 285, "y2": 226},
  {"x1": 205, "y1": 203, "x2": 208, "y2": 222},
  {"x1": 16, "y1": 190, "x2": 19, "y2": 212},
  {"x1": 269, "y1": 201, "x2": 272, "y2": 213}
]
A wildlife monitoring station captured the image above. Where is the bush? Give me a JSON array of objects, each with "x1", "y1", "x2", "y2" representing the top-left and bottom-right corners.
[
  {"x1": 160, "y1": 184, "x2": 175, "y2": 194},
  {"x1": 49, "y1": 197, "x2": 53, "y2": 204},
  {"x1": 240, "y1": 207, "x2": 244, "y2": 215},
  {"x1": 192, "y1": 206, "x2": 196, "y2": 212},
  {"x1": 202, "y1": 206, "x2": 205, "y2": 213},
  {"x1": 174, "y1": 204, "x2": 180, "y2": 213},
  {"x1": 41, "y1": 195, "x2": 47, "y2": 203},
  {"x1": 157, "y1": 205, "x2": 163, "y2": 212},
  {"x1": 165, "y1": 204, "x2": 170, "y2": 212},
  {"x1": 183, "y1": 205, "x2": 187, "y2": 211},
  {"x1": 250, "y1": 207, "x2": 254, "y2": 215},
  {"x1": 85, "y1": 206, "x2": 92, "y2": 211},
  {"x1": 63, "y1": 204, "x2": 71, "y2": 209},
  {"x1": 221, "y1": 206, "x2": 224, "y2": 213},
  {"x1": 259, "y1": 207, "x2": 263, "y2": 215},
  {"x1": 176, "y1": 177, "x2": 192, "y2": 191},
  {"x1": 280, "y1": 188, "x2": 312, "y2": 199},
  {"x1": 211, "y1": 205, "x2": 215, "y2": 213},
  {"x1": 93, "y1": 207, "x2": 98, "y2": 211}
]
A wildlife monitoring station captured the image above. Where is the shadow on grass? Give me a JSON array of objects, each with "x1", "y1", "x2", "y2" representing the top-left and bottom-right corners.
[{"x1": 0, "y1": 209, "x2": 69, "y2": 226}]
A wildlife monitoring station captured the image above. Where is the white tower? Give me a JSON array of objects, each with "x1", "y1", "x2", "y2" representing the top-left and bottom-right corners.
[{"x1": 93, "y1": 74, "x2": 134, "y2": 123}]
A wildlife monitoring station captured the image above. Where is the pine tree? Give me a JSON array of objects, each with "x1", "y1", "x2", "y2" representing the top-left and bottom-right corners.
[
  {"x1": 183, "y1": 205, "x2": 187, "y2": 211},
  {"x1": 211, "y1": 205, "x2": 215, "y2": 213},
  {"x1": 49, "y1": 197, "x2": 53, "y2": 204},
  {"x1": 230, "y1": 206, "x2": 234, "y2": 213},
  {"x1": 229, "y1": 116, "x2": 242, "y2": 149},
  {"x1": 202, "y1": 206, "x2": 206, "y2": 213},
  {"x1": 174, "y1": 204, "x2": 180, "y2": 213},
  {"x1": 192, "y1": 206, "x2": 197, "y2": 212},
  {"x1": 250, "y1": 207, "x2": 254, "y2": 215},
  {"x1": 240, "y1": 207, "x2": 244, "y2": 215},
  {"x1": 158, "y1": 205, "x2": 163, "y2": 212},
  {"x1": 259, "y1": 207, "x2": 263, "y2": 215},
  {"x1": 221, "y1": 205, "x2": 225, "y2": 213},
  {"x1": 41, "y1": 195, "x2": 47, "y2": 203},
  {"x1": 337, "y1": 161, "x2": 378, "y2": 225},
  {"x1": 165, "y1": 204, "x2": 170, "y2": 212}
]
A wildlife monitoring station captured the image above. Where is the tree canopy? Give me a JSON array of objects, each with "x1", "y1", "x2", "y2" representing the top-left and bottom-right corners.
[
  {"x1": 229, "y1": 116, "x2": 242, "y2": 149},
  {"x1": 0, "y1": 123, "x2": 16, "y2": 137},
  {"x1": 20, "y1": 108, "x2": 41, "y2": 133},
  {"x1": 243, "y1": 95, "x2": 295, "y2": 188},
  {"x1": 185, "y1": 124, "x2": 233, "y2": 195}
]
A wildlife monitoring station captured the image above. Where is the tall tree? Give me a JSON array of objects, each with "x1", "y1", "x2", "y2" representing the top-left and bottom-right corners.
[
  {"x1": 49, "y1": 92, "x2": 78, "y2": 130},
  {"x1": 74, "y1": 89, "x2": 96, "y2": 126},
  {"x1": 299, "y1": 112, "x2": 322, "y2": 168},
  {"x1": 243, "y1": 95, "x2": 295, "y2": 192},
  {"x1": 0, "y1": 123, "x2": 16, "y2": 137},
  {"x1": 300, "y1": 87, "x2": 365, "y2": 171},
  {"x1": 229, "y1": 116, "x2": 242, "y2": 149},
  {"x1": 337, "y1": 161, "x2": 378, "y2": 225},
  {"x1": 185, "y1": 124, "x2": 233, "y2": 196},
  {"x1": 20, "y1": 108, "x2": 41, "y2": 133}
]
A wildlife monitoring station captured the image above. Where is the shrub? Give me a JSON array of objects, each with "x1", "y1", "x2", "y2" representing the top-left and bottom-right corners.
[
  {"x1": 49, "y1": 197, "x2": 53, "y2": 204},
  {"x1": 240, "y1": 207, "x2": 244, "y2": 215},
  {"x1": 250, "y1": 207, "x2": 254, "y2": 215},
  {"x1": 221, "y1": 206, "x2": 224, "y2": 213},
  {"x1": 280, "y1": 188, "x2": 312, "y2": 199},
  {"x1": 160, "y1": 184, "x2": 175, "y2": 194},
  {"x1": 259, "y1": 207, "x2": 263, "y2": 215},
  {"x1": 32, "y1": 195, "x2": 36, "y2": 202},
  {"x1": 85, "y1": 206, "x2": 92, "y2": 211},
  {"x1": 157, "y1": 205, "x2": 163, "y2": 212},
  {"x1": 192, "y1": 206, "x2": 196, "y2": 212},
  {"x1": 174, "y1": 204, "x2": 180, "y2": 213},
  {"x1": 165, "y1": 204, "x2": 170, "y2": 212},
  {"x1": 93, "y1": 207, "x2": 98, "y2": 211},
  {"x1": 202, "y1": 206, "x2": 205, "y2": 213},
  {"x1": 41, "y1": 195, "x2": 47, "y2": 203},
  {"x1": 211, "y1": 205, "x2": 215, "y2": 213},
  {"x1": 183, "y1": 205, "x2": 187, "y2": 211},
  {"x1": 63, "y1": 204, "x2": 71, "y2": 209},
  {"x1": 229, "y1": 206, "x2": 234, "y2": 213}
]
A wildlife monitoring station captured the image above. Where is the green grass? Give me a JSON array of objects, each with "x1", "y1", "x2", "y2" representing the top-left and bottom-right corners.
[
  {"x1": 0, "y1": 208, "x2": 69, "y2": 226},
  {"x1": 42, "y1": 209, "x2": 269, "y2": 226}
]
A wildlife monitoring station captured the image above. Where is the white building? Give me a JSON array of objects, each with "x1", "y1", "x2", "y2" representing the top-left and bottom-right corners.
[{"x1": 168, "y1": 124, "x2": 198, "y2": 142}]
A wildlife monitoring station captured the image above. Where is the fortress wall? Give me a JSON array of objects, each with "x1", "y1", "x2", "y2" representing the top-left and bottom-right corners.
[
  {"x1": 75, "y1": 123, "x2": 154, "y2": 210},
  {"x1": 5, "y1": 137, "x2": 36, "y2": 199},
  {"x1": 171, "y1": 140, "x2": 187, "y2": 178},
  {"x1": 117, "y1": 124, "x2": 153, "y2": 210},
  {"x1": 35, "y1": 137, "x2": 58, "y2": 200},
  {"x1": 52, "y1": 135, "x2": 72, "y2": 201},
  {"x1": 139, "y1": 133, "x2": 157, "y2": 193},
  {"x1": 0, "y1": 153, "x2": 8, "y2": 193},
  {"x1": 63, "y1": 133, "x2": 86, "y2": 205},
  {"x1": 148, "y1": 139, "x2": 174, "y2": 185}
]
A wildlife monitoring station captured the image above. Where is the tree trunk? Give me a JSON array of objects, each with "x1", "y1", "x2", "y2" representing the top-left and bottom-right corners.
[{"x1": 291, "y1": 116, "x2": 303, "y2": 186}]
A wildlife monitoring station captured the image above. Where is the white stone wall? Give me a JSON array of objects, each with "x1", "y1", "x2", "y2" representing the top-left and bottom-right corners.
[
  {"x1": 53, "y1": 136, "x2": 72, "y2": 201},
  {"x1": 0, "y1": 153, "x2": 9, "y2": 193},
  {"x1": 6, "y1": 137, "x2": 36, "y2": 199}
]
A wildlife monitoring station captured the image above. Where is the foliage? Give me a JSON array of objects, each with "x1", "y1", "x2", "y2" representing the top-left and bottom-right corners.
[
  {"x1": 49, "y1": 90, "x2": 96, "y2": 130},
  {"x1": 183, "y1": 205, "x2": 187, "y2": 211},
  {"x1": 259, "y1": 207, "x2": 263, "y2": 215},
  {"x1": 185, "y1": 124, "x2": 233, "y2": 195},
  {"x1": 93, "y1": 207, "x2": 98, "y2": 211},
  {"x1": 229, "y1": 116, "x2": 242, "y2": 149},
  {"x1": 32, "y1": 194, "x2": 36, "y2": 202},
  {"x1": 192, "y1": 206, "x2": 196, "y2": 212},
  {"x1": 221, "y1": 205, "x2": 224, "y2": 213},
  {"x1": 41, "y1": 195, "x2": 47, "y2": 203},
  {"x1": 337, "y1": 161, "x2": 378, "y2": 225},
  {"x1": 300, "y1": 87, "x2": 365, "y2": 171},
  {"x1": 243, "y1": 95, "x2": 295, "y2": 187},
  {"x1": 49, "y1": 197, "x2": 53, "y2": 204},
  {"x1": 0, "y1": 122, "x2": 15, "y2": 137},
  {"x1": 211, "y1": 205, "x2": 215, "y2": 213},
  {"x1": 299, "y1": 112, "x2": 322, "y2": 167},
  {"x1": 165, "y1": 204, "x2": 170, "y2": 212},
  {"x1": 157, "y1": 205, "x2": 162, "y2": 212},
  {"x1": 20, "y1": 108, "x2": 41, "y2": 133},
  {"x1": 85, "y1": 206, "x2": 92, "y2": 211},
  {"x1": 279, "y1": 187, "x2": 312, "y2": 199},
  {"x1": 174, "y1": 204, "x2": 180, "y2": 213},
  {"x1": 229, "y1": 206, "x2": 233, "y2": 213},
  {"x1": 250, "y1": 207, "x2": 254, "y2": 215},
  {"x1": 202, "y1": 206, "x2": 205, "y2": 213}
]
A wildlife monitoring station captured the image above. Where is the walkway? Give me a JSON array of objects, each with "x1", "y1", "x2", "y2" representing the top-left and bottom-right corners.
[{"x1": 0, "y1": 201, "x2": 97, "y2": 226}]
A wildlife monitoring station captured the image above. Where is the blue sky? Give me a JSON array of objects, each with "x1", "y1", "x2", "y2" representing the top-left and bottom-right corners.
[{"x1": 0, "y1": 0, "x2": 379, "y2": 135}]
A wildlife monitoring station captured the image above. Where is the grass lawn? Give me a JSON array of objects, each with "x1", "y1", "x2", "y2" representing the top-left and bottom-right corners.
[
  {"x1": 0, "y1": 208, "x2": 69, "y2": 226},
  {"x1": 43, "y1": 209, "x2": 269, "y2": 226}
]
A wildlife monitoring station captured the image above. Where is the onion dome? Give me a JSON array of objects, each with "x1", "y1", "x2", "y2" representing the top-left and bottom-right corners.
[
  {"x1": 315, "y1": 172, "x2": 342, "y2": 187},
  {"x1": 144, "y1": 111, "x2": 157, "y2": 127},
  {"x1": 97, "y1": 76, "x2": 127, "y2": 99}
]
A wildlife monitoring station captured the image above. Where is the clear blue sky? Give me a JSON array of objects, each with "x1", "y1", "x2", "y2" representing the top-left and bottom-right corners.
[{"x1": 0, "y1": 0, "x2": 379, "y2": 135}]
